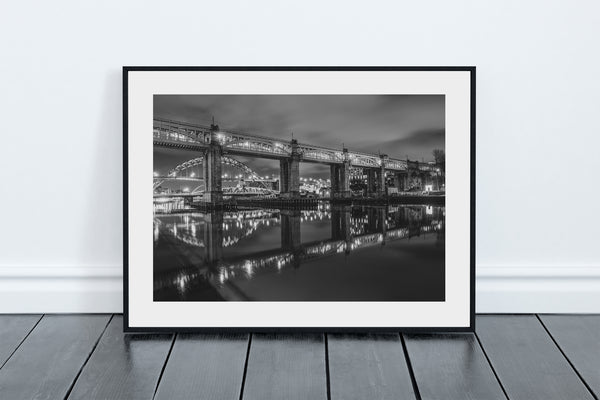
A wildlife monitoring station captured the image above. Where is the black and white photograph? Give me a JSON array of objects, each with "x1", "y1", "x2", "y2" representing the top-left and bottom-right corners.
[
  {"x1": 125, "y1": 68, "x2": 473, "y2": 330},
  {"x1": 152, "y1": 95, "x2": 446, "y2": 302}
]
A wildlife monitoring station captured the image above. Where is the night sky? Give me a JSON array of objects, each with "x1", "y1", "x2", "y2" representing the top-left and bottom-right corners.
[{"x1": 154, "y1": 95, "x2": 444, "y2": 179}]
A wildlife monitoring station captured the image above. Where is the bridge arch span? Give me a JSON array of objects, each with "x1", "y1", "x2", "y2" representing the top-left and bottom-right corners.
[{"x1": 154, "y1": 155, "x2": 273, "y2": 193}]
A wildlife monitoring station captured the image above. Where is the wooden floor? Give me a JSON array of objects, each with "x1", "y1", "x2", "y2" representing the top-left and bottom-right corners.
[{"x1": 0, "y1": 315, "x2": 598, "y2": 400}]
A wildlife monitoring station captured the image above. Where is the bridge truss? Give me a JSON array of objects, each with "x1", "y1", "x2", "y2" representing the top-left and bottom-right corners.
[
  {"x1": 154, "y1": 155, "x2": 275, "y2": 195},
  {"x1": 169, "y1": 156, "x2": 268, "y2": 187},
  {"x1": 153, "y1": 118, "x2": 437, "y2": 172}
]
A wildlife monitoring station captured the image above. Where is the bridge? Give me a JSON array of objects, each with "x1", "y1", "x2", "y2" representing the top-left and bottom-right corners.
[
  {"x1": 154, "y1": 118, "x2": 442, "y2": 202},
  {"x1": 154, "y1": 154, "x2": 276, "y2": 191},
  {"x1": 154, "y1": 153, "x2": 280, "y2": 198}
]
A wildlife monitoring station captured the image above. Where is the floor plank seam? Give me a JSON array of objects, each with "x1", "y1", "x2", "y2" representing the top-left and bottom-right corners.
[
  {"x1": 152, "y1": 333, "x2": 177, "y2": 400},
  {"x1": 535, "y1": 314, "x2": 598, "y2": 400},
  {"x1": 237, "y1": 333, "x2": 253, "y2": 400},
  {"x1": 324, "y1": 334, "x2": 331, "y2": 400},
  {"x1": 0, "y1": 314, "x2": 44, "y2": 371},
  {"x1": 399, "y1": 333, "x2": 422, "y2": 400},
  {"x1": 63, "y1": 314, "x2": 114, "y2": 400},
  {"x1": 473, "y1": 330, "x2": 510, "y2": 400}
]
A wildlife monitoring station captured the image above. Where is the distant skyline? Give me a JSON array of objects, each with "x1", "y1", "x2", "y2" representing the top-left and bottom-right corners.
[{"x1": 154, "y1": 95, "x2": 444, "y2": 179}]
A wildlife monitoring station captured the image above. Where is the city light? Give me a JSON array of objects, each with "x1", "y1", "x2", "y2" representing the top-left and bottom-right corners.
[{"x1": 155, "y1": 207, "x2": 442, "y2": 283}]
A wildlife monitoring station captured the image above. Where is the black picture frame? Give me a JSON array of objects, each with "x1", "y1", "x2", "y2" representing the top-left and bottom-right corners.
[{"x1": 123, "y1": 66, "x2": 476, "y2": 333}]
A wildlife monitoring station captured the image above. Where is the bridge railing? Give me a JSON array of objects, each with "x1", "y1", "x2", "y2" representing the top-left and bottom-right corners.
[
  {"x1": 385, "y1": 159, "x2": 408, "y2": 170},
  {"x1": 153, "y1": 127, "x2": 200, "y2": 145},
  {"x1": 301, "y1": 148, "x2": 344, "y2": 163},
  {"x1": 221, "y1": 139, "x2": 290, "y2": 157}
]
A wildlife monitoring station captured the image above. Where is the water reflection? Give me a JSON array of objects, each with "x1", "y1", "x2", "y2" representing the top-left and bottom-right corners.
[{"x1": 154, "y1": 203, "x2": 445, "y2": 301}]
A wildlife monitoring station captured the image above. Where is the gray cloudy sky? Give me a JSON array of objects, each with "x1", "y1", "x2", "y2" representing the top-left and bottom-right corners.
[{"x1": 154, "y1": 95, "x2": 444, "y2": 178}]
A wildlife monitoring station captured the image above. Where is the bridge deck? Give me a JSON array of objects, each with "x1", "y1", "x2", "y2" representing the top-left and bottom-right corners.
[{"x1": 0, "y1": 314, "x2": 597, "y2": 399}]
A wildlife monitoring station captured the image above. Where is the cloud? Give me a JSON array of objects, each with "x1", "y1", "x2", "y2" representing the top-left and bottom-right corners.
[
  {"x1": 154, "y1": 95, "x2": 445, "y2": 176},
  {"x1": 371, "y1": 128, "x2": 445, "y2": 159}
]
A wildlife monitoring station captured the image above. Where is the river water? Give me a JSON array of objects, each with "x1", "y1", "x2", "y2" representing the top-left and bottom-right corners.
[{"x1": 153, "y1": 203, "x2": 445, "y2": 301}]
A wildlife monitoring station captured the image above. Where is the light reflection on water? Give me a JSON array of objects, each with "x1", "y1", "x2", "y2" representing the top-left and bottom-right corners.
[{"x1": 154, "y1": 203, "x2": 445, "y2": 302}]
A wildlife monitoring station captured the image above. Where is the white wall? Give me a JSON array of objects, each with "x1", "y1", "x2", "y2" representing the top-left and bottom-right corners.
[{"x1": 1, "y1": 0, "x2": 599, "y2": 313}]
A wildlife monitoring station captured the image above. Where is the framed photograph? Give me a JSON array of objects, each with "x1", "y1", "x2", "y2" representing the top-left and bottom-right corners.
[{"x1": 123, "y1": 67, "x2": 475, "y2": 332}]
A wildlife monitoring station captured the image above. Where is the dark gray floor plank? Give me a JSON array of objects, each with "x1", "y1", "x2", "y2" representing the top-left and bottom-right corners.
[
  {"x1": 155, "y1": 332, "x2": 249, "y2": 400},
  {"x1": 0, "y1": 314, "x2": 41, "y2": 368},
  {"x1": 328, "y1": 333, "x2": 416, "y2": 400},
  {"x1": 0, "y1": 314, "x2": 110, "y2": 400},
  {"x1": 67, "y1": 315, "x2": 173, "y2": 400},
  {"x1": 404, "y1": 333, "x2": 506, "y2": 400},
  {"x1": 242, "y1": 333, "x2": 327, "y2": 400},
  {"x1": 539, "y1": 314, "x2": 600, "y2": 398},
  {"x1": 476, "y1": 315, "x2": 594, "y2": 400}
]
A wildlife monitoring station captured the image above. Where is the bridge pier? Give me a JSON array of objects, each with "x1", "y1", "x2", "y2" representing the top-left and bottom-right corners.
[
  {"x1": 393, "y1": 173, "x2": 401, "y2": 190},
  {"x1": 279, "y1": 159, "x2": 289, "y2": 193},
  {"x1": 330, "y1": 163, "x2": 351, "y2": 199},
  {"x1": 378, "y1": 154, "x2": 388, "y2": 196},
  {"x1": 202, "y1": 126, "x2": 223, "y2": 203},
  {"x1": 366, "y1": 169, "x2": 376, "y2": 196},
  {"x1": 330, "y1": 165, "x2": 338, "y2": 196},
  {"x1": 279, "y1": 139, "x2": 301, "y2": 198},
  {"x1": 335, "y1": 149, "x2": 352, "y2": 199},
  {"x1": 402, "y1": 173, "x2": 408, "y2": 191},
  {"x1": 365, "y1": 168, "x2": 385, "y2": 196}
]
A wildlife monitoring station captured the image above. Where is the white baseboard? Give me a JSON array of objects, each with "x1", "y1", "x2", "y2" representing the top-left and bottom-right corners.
[
  {"x1": 0, "y1": 267, "x2": 123, "y2": 313},
  {"x1": 476, "y1": 266, "x2": 600, "y2": 313},
  {"x1": 0, "y1": 266, "x2": 599, "y2": 314}
]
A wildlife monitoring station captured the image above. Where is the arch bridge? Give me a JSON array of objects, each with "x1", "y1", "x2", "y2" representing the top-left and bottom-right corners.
[{"x1": 154, "y1": 155, "x2": 272, "y2": 193}]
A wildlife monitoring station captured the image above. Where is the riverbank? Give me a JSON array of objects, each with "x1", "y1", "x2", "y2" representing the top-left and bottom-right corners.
[{"x1": 182, "y1": 195, "x2": 445, "y2": 212}]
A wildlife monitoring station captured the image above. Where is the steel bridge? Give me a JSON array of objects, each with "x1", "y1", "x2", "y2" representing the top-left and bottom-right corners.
[
  {"x1": 154, "y1": 155, "x2": 274, "y2": 192},
  {"x1": 154, "y1": 118, "x2": 442, "y2": 201}
]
